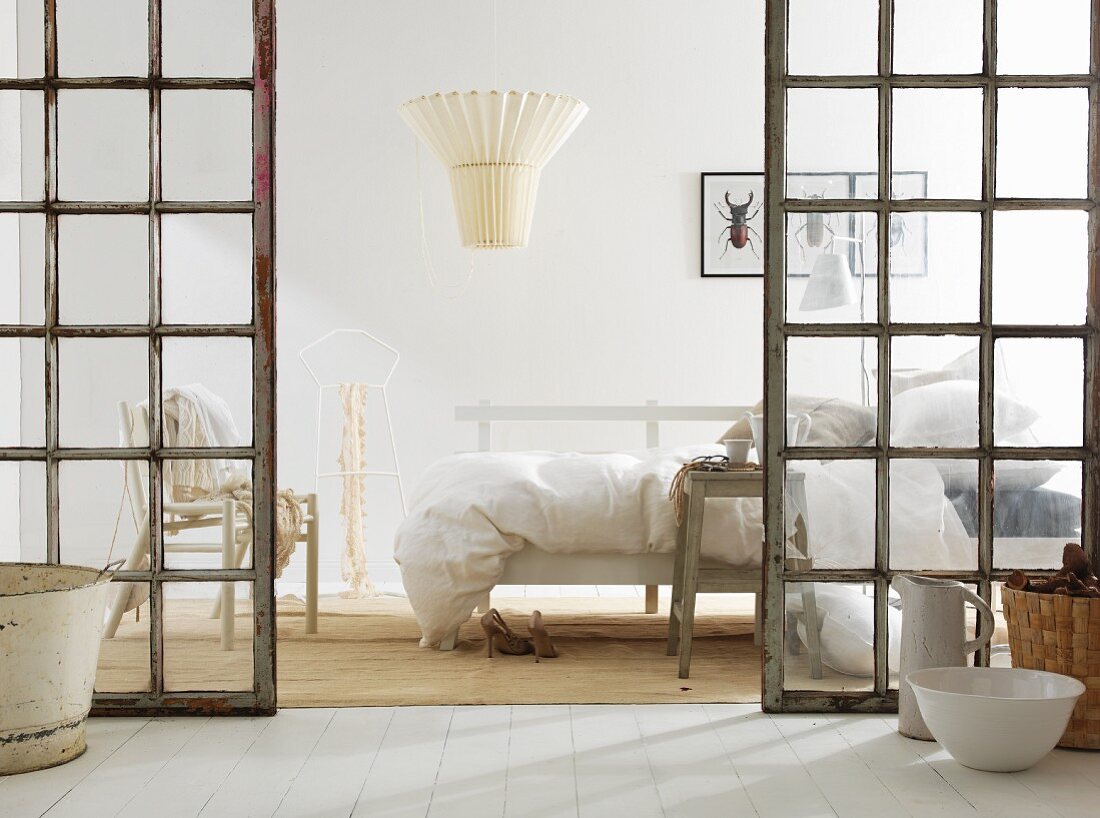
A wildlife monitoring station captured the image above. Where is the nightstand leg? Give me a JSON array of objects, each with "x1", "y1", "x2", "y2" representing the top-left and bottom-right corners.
[
  {"x1": 667, "y1": 505, "x2": 688, "y2": 655},
  {"x1": 678, "y1": 482, "x2": 706, "y2": 679}
]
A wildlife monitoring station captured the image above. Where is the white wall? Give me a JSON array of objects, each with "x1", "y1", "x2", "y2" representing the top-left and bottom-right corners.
[{"x1": 275, "y1": 0, "x2": 767, "y2": 581}]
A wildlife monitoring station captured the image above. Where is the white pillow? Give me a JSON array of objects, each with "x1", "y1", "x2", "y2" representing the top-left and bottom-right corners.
[
  {"x1": 789, "y1": 584, "x2": 901, "y2": 677},
  {"x1": 938, "y1": 458, "x2": 1060, "y2": 494},
  {"x1": 889, "y1": 346, "x2": 1016, "y2": 398},
  {"x1": 891, "y1": 381, "x2": 1039, "y2": 448}
]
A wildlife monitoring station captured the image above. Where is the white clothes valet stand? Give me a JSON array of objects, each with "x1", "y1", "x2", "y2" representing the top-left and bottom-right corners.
[{"x1": 300, "y1": 330, "x2": 408, "y2": 621}]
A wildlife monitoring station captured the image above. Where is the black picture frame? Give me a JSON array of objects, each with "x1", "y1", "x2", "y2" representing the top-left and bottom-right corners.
[{"x1": 700, "y1": 172, "x2": 765, "y2": 277}]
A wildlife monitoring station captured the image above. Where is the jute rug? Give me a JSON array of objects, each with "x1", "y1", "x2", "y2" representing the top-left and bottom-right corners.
[{"x1": 97, "y1": 595, "x2": 762, "y2": 706}]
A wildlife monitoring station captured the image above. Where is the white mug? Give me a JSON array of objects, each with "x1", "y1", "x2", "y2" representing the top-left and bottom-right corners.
[
  {"x1": 745, "y1": 412, "x2": 813, "y2": 453},
  {"x1": 723, "y1": 439, "x2": 752, "y2": 464}
]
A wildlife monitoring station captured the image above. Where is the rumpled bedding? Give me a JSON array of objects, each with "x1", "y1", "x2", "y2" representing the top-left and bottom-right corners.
[{"x1": 394, "y1": 445, "x2": 973, "y2": 646}]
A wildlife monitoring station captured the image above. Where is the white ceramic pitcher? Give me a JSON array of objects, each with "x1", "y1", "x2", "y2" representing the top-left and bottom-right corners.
[
  {"x1": 893, "y1": 575, "x2": 995, "y2": 740},
  {"x1": 745, "y1": 412, "x2": 813, "y2": 455}
]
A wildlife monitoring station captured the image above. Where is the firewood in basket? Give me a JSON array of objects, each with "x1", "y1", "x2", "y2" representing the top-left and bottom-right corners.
[{"x1": 1062, "y1": 543, "x2": 1091, "y2": 580}]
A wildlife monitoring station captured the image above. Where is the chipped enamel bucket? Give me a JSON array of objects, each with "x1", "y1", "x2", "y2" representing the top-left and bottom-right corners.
[{"x1": 0, "y1": 561, "x2": 120, "y2": 775}]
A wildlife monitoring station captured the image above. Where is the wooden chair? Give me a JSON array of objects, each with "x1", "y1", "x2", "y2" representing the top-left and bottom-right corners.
[{"x1": 103, "y1": 401, "x2": 321, "y2": 649}]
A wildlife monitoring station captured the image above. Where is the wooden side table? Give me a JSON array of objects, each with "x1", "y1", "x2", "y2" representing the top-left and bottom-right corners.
[{"x1": 666, "y1": 468, "x2": 822, "y2": 680}]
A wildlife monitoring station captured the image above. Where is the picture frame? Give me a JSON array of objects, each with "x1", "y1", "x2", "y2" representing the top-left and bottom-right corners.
[
  {"x1": 701, "y1": 170, "x2": 930, "y2": 279},
  {"x1": 853, "y1": 171, "x2": 929, "y2": 278},
  {"x1": 785, "y1": 171, "x2": 857, "y2": 277},
  {"x1": 700, "y1": 172, "x2": 764, "y2": 277}
]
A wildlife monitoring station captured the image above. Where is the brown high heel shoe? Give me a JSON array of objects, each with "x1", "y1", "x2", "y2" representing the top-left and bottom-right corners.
[
  {"x1": 481, "y1": 609, "x2": 533, "y2": 658},
  {"x1": 529, "y1": 610, "x2": 559, "y2": 662}
]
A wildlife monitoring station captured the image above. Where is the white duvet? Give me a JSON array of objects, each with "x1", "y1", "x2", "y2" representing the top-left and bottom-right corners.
[{"x1": 394, "y1": 445, "x2": 972, "y2": 646}]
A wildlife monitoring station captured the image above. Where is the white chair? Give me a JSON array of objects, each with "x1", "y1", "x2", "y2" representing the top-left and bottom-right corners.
[{"x1": 103, "y1": 401, "x2": 321, "y2": 648}]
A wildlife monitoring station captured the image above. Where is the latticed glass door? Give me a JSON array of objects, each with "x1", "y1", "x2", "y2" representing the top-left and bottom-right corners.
[
  {"x1": 763, "y1": 0, "x2": 1097, "y2": 711},
  {"x1": 0, "y1": 0, "x2": 275, "y2": 714}
]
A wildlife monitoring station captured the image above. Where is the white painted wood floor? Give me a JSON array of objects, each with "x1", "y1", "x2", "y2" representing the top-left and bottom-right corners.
[{"x1": 2, "y1": 705, "x2": 1098, "y2": 818}]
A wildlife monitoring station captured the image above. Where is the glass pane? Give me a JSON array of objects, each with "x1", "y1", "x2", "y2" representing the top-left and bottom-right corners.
[
  {"x1": 995, "y1": 337, "x2": 1083, "y2": 446},
  {"x1": 0, "y1": 336, "x2": 44, "y2": 446},
  {"x1": 0, "y1": 461, "x2": 45, "y2": 562},
  {"x1": 998, "y1": 0, "x2": 1091, "y2": 75},
  {"x1": 161, "y1": 90, "x2": 252, "y2": 201},
  {"x1": 786, "y1": 211, "x2": 877, "y2": 323},
  {"x1": 96, "y1": 581, "x2": 152, "y2": 693},
  {"x1": 786, "y1": 90, "x2": 877, "y2": 198},
  {"x1": 57, "y1": 90, "x2": 149, "y2": 201},
  {"x1": 0, "y1": 0, "x2": 45, "y2": 78},
  {"x1": 162, "y1": 213, "x2": 252, "y2": 324},
  {"x1": 993, "y1": 210, "x2": 1087, "y2": 326},
  {"x1": 164, "y1": 581, "x2": 253, "y2": 691},
  {"x1": 59, "y1": 337, "x2": 148, "y2": 447},
  {"x1": 58, "y1": 215, "x2": 149, "y2": 325},
  {"x1": 890, "y1": 212, "x2": 979, "y2": 323},
  {"x1": 57, "y1": 0, "x2": 147, "y2": 77},
  {"x1": 996, "y1": 88, "x2": 1088, "y2": 199},
  {"x1": 59, "y1": 459, "x2": 146, "y2": 567},
  {"x1": 787, "y1": 336, "x2": 877, "y2": 436},
  {"x1": 0, "y1": 212, "x2": 45, "y2": 325},
  {"x1": 789, "y1": 459, "x2": 875, "y2": 569},
  {"x1": 993, "y1": 460, "x2": 1081, "y2": 569},
  {"x1": 787, "y1": 0, "x2": 878, "y2": 76},
  {"x1": 162, "y1": 337, "x2": 252, "y2": 446},
  {"x1": 893, "y1": 0, "x2": 982, "y2": 74},
  {"x1": 162, "y1": 0, "x2": 253, "y2": 78},
  {"x1": 890, "y1": 459, "x2": 977, "y2": 571},
  {"x1": 892, "y1": 89, "x2": 983, "y2": 200},
  {"x1": 783, "y1": 582, "x2": 885, "y2": 692},
  {"x1": 0, "y1": 90, "x2": 44, "y2": 201},
  {"x1": 162, "y1": 459, "x2": 252, "y2": 569},
  {"x1": 890, "y1": 335, "x2": 979, "y2": 447}
]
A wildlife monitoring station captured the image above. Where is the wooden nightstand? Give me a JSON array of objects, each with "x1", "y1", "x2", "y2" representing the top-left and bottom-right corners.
[{"x1": 666, "y1": 469, "x2": 822, "y2": 680}]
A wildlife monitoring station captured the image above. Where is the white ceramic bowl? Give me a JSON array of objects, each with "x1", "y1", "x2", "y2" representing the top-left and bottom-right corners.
[{"x1": 907, "y1": 667, "x2": 1085, "y2": 772}]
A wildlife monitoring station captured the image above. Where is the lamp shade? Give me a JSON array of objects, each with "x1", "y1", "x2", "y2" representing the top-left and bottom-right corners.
[
  {"x1": 399, "y1": 90, "x2": 589, "y2": 249},
  {"x1": 799, "y1": 252, "x2": 858, "y2": 311}
]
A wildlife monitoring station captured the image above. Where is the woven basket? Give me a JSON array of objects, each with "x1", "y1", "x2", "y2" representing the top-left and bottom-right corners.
[{"x1": 1002, "y1": 586, "x2": 1100, "y2": 750}]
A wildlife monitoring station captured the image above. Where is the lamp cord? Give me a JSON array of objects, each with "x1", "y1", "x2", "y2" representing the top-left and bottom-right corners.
[
  {"x1": 491, "y1": 0, "x2": 499, "y2": 89},
  {"x1": 415, "y1": 141, "x2": 472, "y2": 297}
]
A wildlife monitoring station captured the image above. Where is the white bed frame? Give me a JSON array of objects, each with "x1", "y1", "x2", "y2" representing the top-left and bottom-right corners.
[{"x1": 440, "y1": 401, "x2": 752, "y2": 650}]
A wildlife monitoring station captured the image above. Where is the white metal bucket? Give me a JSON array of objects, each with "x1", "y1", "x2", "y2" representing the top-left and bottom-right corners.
[{"x1": 0, "y1": 562, "x2": 119, "y2": 775}]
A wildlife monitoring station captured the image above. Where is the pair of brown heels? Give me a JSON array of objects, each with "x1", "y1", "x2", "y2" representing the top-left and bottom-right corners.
[{"x1": 480, "y1": 608, "x2": 559, "y2": 662}]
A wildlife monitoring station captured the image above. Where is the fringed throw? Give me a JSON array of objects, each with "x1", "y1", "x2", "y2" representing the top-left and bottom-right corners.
[{"x1": 338, "y1": 383, "x2": 378, "y2": 598}]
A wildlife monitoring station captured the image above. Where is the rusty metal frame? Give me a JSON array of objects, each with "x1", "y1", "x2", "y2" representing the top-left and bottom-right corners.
[
  {"x1": 0, "y1": 0, "x2": 276, "y2": 715},
  {"x1": 763, "y1": 0, "x2": 1099, "y2": 712}
]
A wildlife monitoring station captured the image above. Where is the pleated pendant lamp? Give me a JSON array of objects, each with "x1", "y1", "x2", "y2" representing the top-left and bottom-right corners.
[{"x1": 399, "y1": 90, "x2": 589, "y2": 249}]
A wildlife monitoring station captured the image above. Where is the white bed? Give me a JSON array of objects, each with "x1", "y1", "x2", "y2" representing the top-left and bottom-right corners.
[{"x1": 393, "y1": 401, "x2": 987, "y2": 650}]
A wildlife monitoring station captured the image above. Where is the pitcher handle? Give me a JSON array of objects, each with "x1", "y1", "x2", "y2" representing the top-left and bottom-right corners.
[{"x1": 961, "y1": 587, "x2": 995, "y2": 655}]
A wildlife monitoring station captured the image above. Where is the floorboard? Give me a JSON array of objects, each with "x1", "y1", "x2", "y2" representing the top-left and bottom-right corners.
[
  {"x1": 44, "y1": 718, "x2": 207, "y2": 818},
  {"x1": 569, "y1": 705, "x2": 663, "y2": 818},
  {"x1": 274, "y1": 707, "x2": 394, "y2": 818},
  {"x1": 635, "y1": 703, "x2": 757, "y2": 817},
  {"x1": 5, "y1": 707, "x2": 1099, "y2": 818},
  {"x1": 199, "y1": 707, "x2": 335, "y2": 817},
  {"x1": 349, "y1": 705, "x2": 453, "y2": 818},
  {"x1": 504, "y1": 705, "x2": 579, "y2": 818},
  {"x1": 115, "y1": 717, "x2": 271, "y2": 818},
  {"x1": 427, "y1": 705, "x2": 511, "y2": 818},
  {"x1": 705, "y1": 704, "x2": 834, "y2": 818},
  {"x1": 1, "y1": 718, "x2": 148, "y2": 818}
]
